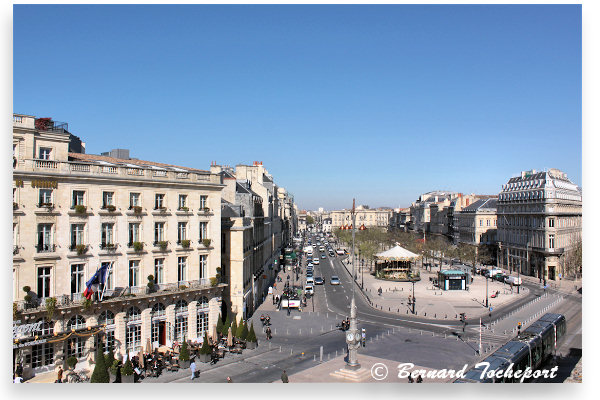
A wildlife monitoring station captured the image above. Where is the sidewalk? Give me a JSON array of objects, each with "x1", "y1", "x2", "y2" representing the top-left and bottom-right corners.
[{"x1": 334, "y1": 250, "x2": 528, "y2": 321}]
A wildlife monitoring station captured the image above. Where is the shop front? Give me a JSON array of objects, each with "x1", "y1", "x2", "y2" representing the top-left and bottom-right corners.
[{"x1": 438, "y1": 270, "x2": 467, "y2": 291}]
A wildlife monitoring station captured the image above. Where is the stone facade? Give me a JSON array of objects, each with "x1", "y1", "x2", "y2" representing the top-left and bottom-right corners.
[
  {"x1": 496, "y1": 169, "x2": 582, "y2": 280},
  {"x1": 454, "y1": 198, "x2": 498, "y2": 245},
  {"x1": 330, "y1": 205, "x2": 393, "y2": 230},
  {"x1": 12, "y1": 114, "x2": 225, "y2": 378}
]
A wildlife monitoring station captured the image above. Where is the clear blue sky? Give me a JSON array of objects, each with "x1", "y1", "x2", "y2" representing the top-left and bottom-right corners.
[{"x1": 13, "y1": 4, "x2": 581, "y2": 211}]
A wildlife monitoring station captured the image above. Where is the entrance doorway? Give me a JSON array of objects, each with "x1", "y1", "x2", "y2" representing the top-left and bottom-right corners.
[{"x1": 158, "y1": 321, "x2": 166, "y2": 346}]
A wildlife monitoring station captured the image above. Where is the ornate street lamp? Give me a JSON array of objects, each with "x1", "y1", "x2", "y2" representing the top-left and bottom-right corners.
[{"x1": 345, "y1": 199, "x2": 361, "y2": 371}]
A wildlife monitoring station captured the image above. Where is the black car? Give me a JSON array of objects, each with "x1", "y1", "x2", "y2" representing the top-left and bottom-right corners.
[{"x1": 314, "y1": 277, "x2": 324, "y2": 285}]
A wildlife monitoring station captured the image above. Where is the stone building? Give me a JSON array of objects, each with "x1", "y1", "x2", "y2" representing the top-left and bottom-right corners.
[
  {"x1": 330, "y1": 205, "x2": 393, "y2": 230},
  {"x1": 496, "y1": 169, "x2": 582, "y2": 280},
  {"x1": 409, "y1": 191, "x2": 459, "y2": 234},
  {"x1": 454, "y1": 198, "x2": 498, "y2": 246},
  {"x1": 12, "y1": 113, "x2": 225, "y2": 379}
]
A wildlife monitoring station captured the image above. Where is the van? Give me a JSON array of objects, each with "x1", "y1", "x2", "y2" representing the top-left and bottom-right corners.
[
  {"x1": 505, "y1": 276, "x2": 522, "y2": 286},
  {"x1": 484, "y1": 268, "x2": 502, "y2": 278},
  {"x1": 306, "y1": 277, "x2": 314, "y2": 285}
]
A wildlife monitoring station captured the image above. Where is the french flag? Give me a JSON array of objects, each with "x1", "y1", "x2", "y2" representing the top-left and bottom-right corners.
[{"x1": 83, "y1": 264, "x2": 109, "y2": 299}]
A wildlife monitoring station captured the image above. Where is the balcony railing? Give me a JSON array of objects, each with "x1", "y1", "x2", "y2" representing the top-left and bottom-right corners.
[
  {"x1": 36, "y1": 244, "x2": 56, "y2": 253},
  {"x1": 100, "y1": 242, "x2": 116, "y2": 250},
  {"x1": 19, "y1": 159, "x2": 221, "y2": 184},
  {"x1": 13, "y1": 246, "x2": 19, "y2": 255}
]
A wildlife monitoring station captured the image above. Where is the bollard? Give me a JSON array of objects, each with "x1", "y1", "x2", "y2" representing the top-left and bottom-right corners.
[
  {"x1": 314, "y1": 354, "x2": 316, "y2": 361},
  {"x1": 275, "y1": 328, "x2": 277, "y2": 334},
  {"x1": 291, "y1": 349, "x2": 293, "y2": 355},
  {"x1": 320, "y1": 346, "x2": 323, "y2": 362},
  {"x1": 435, "y1": 314, "x2": 436, "y2": 318},
  {"x1": 311, "y1": 328, "x2": 313, "y2": 334},
  {"x1": 300, "y1": 329, "x2": 302, "y2": 335},
  {"x1": 336, "y1": 350, "x2": 338, "y2": 357},
  {"x1": 420, "y1": 330, "x2": 422, "y2": 335},
  {"x1": 424, "y1": 312, "x2": 426, "y2": 317},
  {"x1": 328, "y1": 353, "x2": 330, "y2": 360},
  {"x1": 279, "y1": 346, "x2": 282, "y2": 352},
  {"x1": 445, "y1": 314, "x2": 447, "y2": 319}
]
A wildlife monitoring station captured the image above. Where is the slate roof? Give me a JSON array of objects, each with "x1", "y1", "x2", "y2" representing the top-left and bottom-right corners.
[{"x1": 69, "y1": 152, "x2": 210, "y2": 173}]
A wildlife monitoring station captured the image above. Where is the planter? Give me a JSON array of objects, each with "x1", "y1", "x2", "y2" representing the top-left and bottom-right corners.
[
  {"x1": 109, "y1": 371, "x2": 116, "y2": 383},
  {"x1": 179, "y1": 360, "x2": 190, "y2": 369},
  {"x1": 197, "y1": 353, "x2": 211, "y2": 363},
  {"x1": 121, "y1": 374, "x2": 134, "y2": 383},
  {"x1": 246, "y1": 341, "x2": 257, "y2": 350}
]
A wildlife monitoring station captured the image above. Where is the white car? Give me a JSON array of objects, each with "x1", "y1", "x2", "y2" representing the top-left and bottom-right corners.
[
  {"x1": 313, "y1": 259, "x2": 320, "y2": 265},
  {"x1": 304, "y1": 285, "x2": 314, "y2": 295},
  {"x1": 330, "y1": 276, "x2": 341, "y2": 285},
  {"x1": 306, "y1": 277, "x2": 315, "y2": 285},
  {"x1": 307, "y1": 262, "x2": 314, "y2": 267}
]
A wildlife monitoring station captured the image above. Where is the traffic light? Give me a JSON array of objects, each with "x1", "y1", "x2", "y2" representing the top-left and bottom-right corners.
[{"x1": 517, "y1": 321, "x2": 522, "y2": 334}]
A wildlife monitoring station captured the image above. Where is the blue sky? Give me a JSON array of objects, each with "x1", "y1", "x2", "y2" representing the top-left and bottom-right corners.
[{"x1": 13, "y1": 4, "x2": 581, "y2": 211}]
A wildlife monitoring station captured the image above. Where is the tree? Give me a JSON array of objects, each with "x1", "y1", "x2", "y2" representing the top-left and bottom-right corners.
[
  {"x1": 121, "y1": 356, "x2": 134, "y2": 376},
  {"x1": 306, "y1": 215, "x2": 315, "y2": 225},
  {"x1": 179, "y1": 340, "x2": 190, "y2": 361},
  {"x1": 236, "y1": 319, "x2": 245, "y2": 339},
  {"x1": 246, "y1": 322, "x2": 257, "y2": 343},
  {"x1": 222, "y1": 314, "x2": 231, "y2": 336},
  {"x1": 230, "y1": 317, "x2": 238, "y2": 339},
  {"x1": 91, "y1": 341, "x2": 110, "y2": 383},
  {"x1": 563, "y1": 238, "x2": 582, "y2": 278},
  {"x1": 217, "y1": 314, "x2": 224, "y2": 335},
  {"x1": 199, "y1": 333, "x2": 211, "y2": 355},
  {"x1": 241, "y1": 320, "x2": 249, "y2": 340},
  {"x1": 104, "y1": 344, "x2": 115, "y2": 370}
]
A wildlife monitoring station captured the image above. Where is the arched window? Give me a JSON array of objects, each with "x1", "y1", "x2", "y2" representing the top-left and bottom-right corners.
[
  {"x1": 36, "y1": 318, "x2": 54, "y2": 336},
  {"x1": 152, "y1": 303, "x2": 166, "y2": 317},
  {"x1": 98, "y1": 310, "x2": 115, "y2": 326},
  {"x1": 126, "y1": 307, "x2": 141, "y2": 323},
  {"x1": 67, "y1": 315, "x2": 86, "y2": 331},
  {"x1": 197, "y1": 296, "x2": 209, "y2": 311},
  {"x1": 196, "y1": 297, "x2": 209, "y2": 336},
  {"x1": 175, "y1": 300, "x2": 188, "y2": 314}
]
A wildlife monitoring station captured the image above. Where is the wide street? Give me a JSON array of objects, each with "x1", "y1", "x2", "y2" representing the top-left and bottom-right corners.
[{"x1": 145, "y1": 231, "x2": 581, "y2": 383}]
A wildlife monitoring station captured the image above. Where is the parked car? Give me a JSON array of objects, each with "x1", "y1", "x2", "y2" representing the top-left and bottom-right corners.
[
  {"x1": 330, "y1": 276, "x2": 341, "y2": 285},
  {"x1": 314, "y1": 277, "x2": 324, "y2": 285},
  {"x1": 492, "y1": 272, "x2": 506, "y2": 282},
  {"x1": 306, "y1": 277, "x2": 314, "y2": 285},
  {"x1": 321, "y1": 254, "x2": 326, "y2": 259},
  {"x1": 313, "y1": 259, "x2": 320, "y2": 265},
  {"x1": 505, "y1": 276, "x2": 522, "y2": 286},
  {"x1": 304, "y1": 285, "x2": 314, "y2": 295}
]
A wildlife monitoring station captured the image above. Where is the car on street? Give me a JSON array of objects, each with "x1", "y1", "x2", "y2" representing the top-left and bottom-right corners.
[
  {"x1": 492, "y1": 272, "x2": 506, "y2": 282},
  {"x1": 304, "y1": 285, "x2": 314, "y2": 295},
  {"x1": 307, "y1": 263, "x2": 313, "y2": 267},
  {"x1": 330, "y1": 276, "x2": 341, "y2": 285},
  {"x1": 313, "y1": 259, "x2": 320, "y2": 265},
  {"x1": 321, "y1": 254, "x2": 326, "y2": 259},
  {"x1": 314, "y1": 277, "x2": 324, "y2": 285},
  {"x1": 306, "y1": 277, "x2": 314, "y2": 285}
]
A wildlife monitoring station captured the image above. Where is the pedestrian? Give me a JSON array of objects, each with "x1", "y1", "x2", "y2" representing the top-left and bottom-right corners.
[
  {"x1": 281, "y1": 370, "x2": 289, "y2": 383},
  {"x1": 408, "y1": 374, "x2": 414, "y2": 383},
  {"x1": 14, "y1": 374, "x2": 23, "y2": 383},
  {"x1": 57, "y1": 366, "x2": 63, "y2": 383},
  {"x1": 190, "y1": 360, "x2": 196, "y2": 380},
  {"x1": 416, "y1": 375, "x2": 423, "y2": 383},
  {"x1": 227, "y1": 376, "x2": 233, "y2": 383}
]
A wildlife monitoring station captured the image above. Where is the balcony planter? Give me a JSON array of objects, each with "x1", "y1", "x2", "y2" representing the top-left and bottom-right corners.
[
  {"x1": 40, "y1": 203, "x2": 54, "y2": 210},
  {"x1": 181, "y1": 240, "x2": 190, "y2": 249},
  {"x1": 202, "y1": 207, "x2": 211, "y2": 213},
  {"x1": 156, "y1": 207, "x2": 167, "y2": 212},
  {"x1": 246, "y1": 341, "x2": 257, "y2": 350},
  {"x1": 75, "y1": 205, "x2": 87, "y2": 214},
  {"x1": 105, "y1": 205, "x2": 116, "y2": 212},
  {"x1": 202, "y1": 239, "x2": 212, "y2": 247},
  {"x1": 179, "y1": 206, "x2": 189, "y2": 212},
  {"x1": 133, "y1": 206, "x2": 143, "y2": 214},
  {"x1": 209, "y1": 277, "x2": 218, "y2": 287},
  {"x1": 13, "y1": 202, "x2": 18, "y2": 210},
  {"x1": 133, "y1": 242, "x2": 144, "y2": 252},
  {"x1": 76, "y1": 244, "x2": 88, "y2": 255},
  {"x1": 102, "y1": 243, "x2": 116, "y2": 251},
  {"x1": 157, "y1": 241, "x2": 168, "y2": 251},
  {"x1": 197, "y1": 353, "x2": 210, "y2": 363}
]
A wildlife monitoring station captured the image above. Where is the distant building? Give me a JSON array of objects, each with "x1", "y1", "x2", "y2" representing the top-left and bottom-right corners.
[
  {"x1": 330, "y1": 205, "x2": 393, "y2": 230},
  {"x1": 454, "y1": 198, "x2": 498, "y2": 246},
  {"x1": 409, "y1": 191, "x2": 460, "y2": 234},
  {"x1": 496, "y1": 169, "x2": 582, "y2": 280}
]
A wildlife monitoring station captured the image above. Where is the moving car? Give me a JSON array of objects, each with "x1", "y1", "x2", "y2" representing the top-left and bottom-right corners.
[
  {"x1": 304, "y1": 285, "x2": 314, "y2": 295},
  {"x1": 505, "y1": 276, "x2": 522, "y2": 286},
  {"x1": 314, "y1": 277, "x2": 324, "y2": 285},
  {"x1": 313, "y1": 259, "x2": 320, "y2": 265},
  {"x1": 330, "y1": 276, "x2": 341, "y2": 285},
  {"x1": 321, "y1": 254, "x2": 326, "y2": 259}
]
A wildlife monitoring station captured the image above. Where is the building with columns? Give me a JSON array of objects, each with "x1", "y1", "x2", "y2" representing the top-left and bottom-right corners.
[
  {"x1": 13, "y1": 114, "x2": 225, "y2": 379},
  {"x1": 496, "y1": 169, "x2": 582, "y2": 280},
  {"x1": 330, "y1": 205, "x2": 393, "y2": 230}
]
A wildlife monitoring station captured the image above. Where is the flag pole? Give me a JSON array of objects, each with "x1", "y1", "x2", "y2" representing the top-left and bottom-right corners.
[{"x1": 99, "y1": 262, "x2": 112, "y2": 302}]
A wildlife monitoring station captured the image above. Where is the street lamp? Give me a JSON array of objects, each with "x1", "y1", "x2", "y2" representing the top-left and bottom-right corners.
[{"x1": 411, "y1": 280, "x2": 416, "y2": 315}]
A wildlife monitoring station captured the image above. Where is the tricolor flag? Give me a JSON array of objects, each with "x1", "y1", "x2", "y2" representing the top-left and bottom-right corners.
[{"x1": 83, "y1": 264, "x2": 109, "y2": 299}]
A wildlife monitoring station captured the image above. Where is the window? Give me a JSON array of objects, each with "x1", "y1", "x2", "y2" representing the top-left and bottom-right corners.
[
  {"x1": 548, "y1": 218, "x2": 555, "y2": 228},
  {"x1": 129, "y1": 260, "x2": 140, "y2": 287},
  {"x1": 549, "y1": 234, "x2": 555, "y2": 249},
  {"x1": 152, "y1": 303, "x2": 166, "y2": 317},
  {"x1": 99, "y1": 311, "x2": 115, "y2": 351},
  {"x1": 70, "y1": 224, "x2": 85, "y2": 249},
  {"x1": 154, "y1": 258, "x2": 164, "y2": 284},
  {"x1": 102, "y1": 191, "x2": 114, "y2": 208},
  {"x1": 103, "y1": 262, "x2": 114, "y2": 290},
  {"x1": 126, "y1": 325, "x2": 141, "y2": 353},
  {"x1": 72, "y1": 190, "x2": 85, "y2": 207},
  {"x1": 99, "y1": 310, "x2": 115, "y2": 325},
  {"x1": 200, "y1": 195, "x2": 208, "y2": 209},
  {"x1": 196, "y1": 297, "x2": 209, "y2": 336},
  {"x1": 487, "y1": 219, "x2": 490, "y2": 227},
  {"x1": 178, "y1": 222, "x2": 187, "y2": 243},
  {"x1": 130, "y1": 192, "x2": 140, "y2": 208},
  {"x1": 39, "y1": 189, "x2": 52, "y2": 206},
  {"x1": 199, "y1": 222, "x2": 208, "y2": 241},
  {"x1": 178, "y1": 257, "x2": 187, "y2": 283},
  {"x1": 126, "y1": 306, "x2": 141, "y2": 323},
  {"x1": 178, "y1": 194, "x2": 187, "y2": 209},
  {"x1": 101, "y1": 223, "x2": 115, "y2": 247},
  {"x1": 71, "y1": 264, "x2": 85, "y2": 295},
  {"x1": 32, "y1": 342, "x2": 54, "y2": 368},
  {"x1": 479, "y1": 220, "x2": 483, "y2": 226},
  {"x1": 39, "y1": 147, "x2": 52, "y2": 160},
  {"x1": 68, "y1": 315, "x2": 86, "y2": 330},
  {"x1": 155, "y1": 193, "x2": 165, "y2": 209},
  {"x1": 129, "y1": 223, "x2": 140, "y2": 245},
  {"x1": 175, "y1": 300, "x2": 188, "y2": 342},
  {"x1": 199, "y1": 255, "x2": 207, "y2": 281},
  {"x1": 154, "y1": 222, "x2": 165, "y2": 243},
  {"x1": 37, "y1": 224, "x2": 53, "y2": 252}
]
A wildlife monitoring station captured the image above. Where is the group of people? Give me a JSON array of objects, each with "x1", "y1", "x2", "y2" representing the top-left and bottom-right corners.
[
  {"x1": 339, "y1": 317, "x2": 351, "y2": 331},
  {"x1": 407, "y1": 374, "x2": 424, "y2": 383}
]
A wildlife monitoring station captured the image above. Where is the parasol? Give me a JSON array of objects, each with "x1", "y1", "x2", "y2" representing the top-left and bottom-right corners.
[{"x1": 227, "y1": 326, "x2": 233, "y2": 347}]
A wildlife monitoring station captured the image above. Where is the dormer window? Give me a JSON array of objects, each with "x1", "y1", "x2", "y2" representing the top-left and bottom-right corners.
[{"x1": 39, "y1": 147, "x2": 52, "y2": 160}]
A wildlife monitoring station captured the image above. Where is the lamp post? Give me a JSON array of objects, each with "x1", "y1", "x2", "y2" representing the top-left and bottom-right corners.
[
  {"x1": 411, "y1": 280, "x2": 416, "y2": 315},
  {"x1": 485, "y1": 275, "x2": 489, "y2": 308},
  {"x1": 345, "y1": 199, "x2": 360, "y2": 371}
]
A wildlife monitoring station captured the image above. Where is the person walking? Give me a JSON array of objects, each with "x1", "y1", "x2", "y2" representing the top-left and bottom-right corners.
[
  {"x1": 190, "y1": 360, "x2": 196, "y2": 381},
  {"x1": 57, "y1": 366, "x2": 63, "y2": 383},
  {"x1": 227, "y1": 376, "x2": 233, "y2": 383},
  {"x1": 281, "y1": 370, "x2": 289, "y2": 383},
  {"x1": 408, "y1": 374, "x2": 414, "y2": 383},
  {"x1": 416, "y1": 375, "x2": 423, "y2": 383}
]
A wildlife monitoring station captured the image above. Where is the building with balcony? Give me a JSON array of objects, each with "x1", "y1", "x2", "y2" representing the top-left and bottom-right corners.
[
  {"x1": 12, "y1": 114, "x2": 225, "y2": 379},
  {"x1": 496, "y1": 169, "x2": 582, "y2": 281},
  {"x1": 454, "y1": 198, "x2": 498, "y2": 246},
  {"x1": 330, "y1": 205, "x2": 394, "y2": 230},
  {"x1": 211, "y1": 162, "x2": 296, "y2": 323},
  {"x1": 409, "y1": 191, "x2": 460, "y2": 234}
]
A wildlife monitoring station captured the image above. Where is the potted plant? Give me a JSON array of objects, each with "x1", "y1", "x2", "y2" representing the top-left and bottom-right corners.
[
  {"x1": 158, "y1": 241, "x2": 168, "y2": 251},
  {"x1": 76, "y1": 244, "x2": 88, "y2": 255},
  {"x1": 75, "y1": 205, "x2": 87, "y2": 214},
  {"x1": 109, "y1": 359, "x2": 119, "y2": 383},
  {"x1": 82, "y1": 295, "x2": 92, "y2": 311},
  {"x1": 133, "y1": 206, "x2": 143, "y2": 214},
  {"x1": 203, "y1": 207, "x2": 210, "y2": 213},
  {"x1": 13, "y1": 302, "x2": 19, "y2": 320},
  {"x1": 246, "y1": 323, "x2": 258, "y2": 349},
  {"x1": 197, "y1": 333, "x2": 212, "y2": 363},
  {"x1": 181, "y1": 239, "x2": 190, "y2": 249},
  {"x1": 179, "y1": 206, "x2": 189, "y2": 212},
  {"x1": 202, "y1": 238, "x2": 211, "y2": 247},
  {"x1": 91, "y1": 341, "x2": 110, "y2": 383},
  {"x1": 120, "y1": 357, "x2": 134, "y2": 383},
  {"x1": 216, "y1": 314, "x2": 223, "y2": 335},
  {"x1": 178, "y1": 341, "x2": 190, "y2": 369},
  {"x1": 133, "y1": 241, "x2": 144, "y2": 252},
  {"x1": 241, "y1": 320, "x2": 249, "y2": 341},
  {"x1": 45, "y1": 297, "x2": 57, "y2": 320},
  {"x1": 67, "y1": 356, "x2": 78, "y2": 370},
  {"x1": 230, "y1": 318, "x2": 238, "y2": 341},
  {"x1": 209, "y1": 277, "x2": 218, "y2": 287},
  {"x1": 106, "y1": 205, "x2": 116, "y2": 212},
  {"x1": 147, "y1": 275, "x2": 155, "y2": 293},
  {"x1": 221, "y1": 315, "x2": 231, "y2": 336}
]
